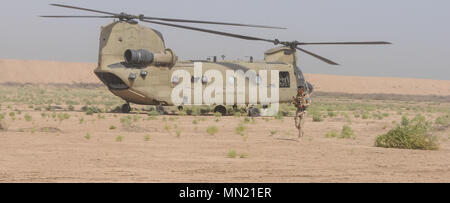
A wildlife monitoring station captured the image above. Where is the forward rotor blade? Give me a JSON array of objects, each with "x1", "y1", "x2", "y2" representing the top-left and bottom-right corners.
[
  {"x1": 140, "y1": 19, "x2": 276, "y2": 43},
  {"x1": 142, "y1": 16, "x2": 286, "y2": 29},
  {"x1": 298, "y1": 41, "x2": 391, "y2": 45},
  {"x1": 295, "y1": 47, "x2": 339, "y2": 65},
  {"x1": 49, "y1": 4, "x2": 285, "y2": 29},
  {"x1": 49, "y1": 4, "x2": 118, "y2": 16},
  {"x1": 40, "y1": 15, "x2": 116, "y2": 18}
]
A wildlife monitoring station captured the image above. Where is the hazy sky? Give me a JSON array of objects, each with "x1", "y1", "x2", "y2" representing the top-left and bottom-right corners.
[{"x1": 1, "y1": 0, "x2": 450, "y2": 80}]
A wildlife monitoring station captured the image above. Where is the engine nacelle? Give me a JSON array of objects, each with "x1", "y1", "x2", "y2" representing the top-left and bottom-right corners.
[{"x1": 124, "y1": 49, "x2": 177, "y2": 67}]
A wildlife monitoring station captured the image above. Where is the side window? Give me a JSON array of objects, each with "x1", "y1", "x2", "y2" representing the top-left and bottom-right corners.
[{"x1": 279, "y1": 71, "x2": 290, "y2": 88}]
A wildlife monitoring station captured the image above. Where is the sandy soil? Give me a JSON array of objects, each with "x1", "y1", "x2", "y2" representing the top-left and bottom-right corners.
[
  {"x1": 0, "y1": 109, "x2": 449, "y2": 183},
  {"x1": 1, "y1": 59, "x2": 449, "y2": 182},
  {"x1": 1, "y1": 59, "x2": 449, "y2": 96}
]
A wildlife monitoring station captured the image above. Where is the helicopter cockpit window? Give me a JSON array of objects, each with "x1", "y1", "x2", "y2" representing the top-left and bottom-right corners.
[{"x1": 279, "y1": 71, "x2": 290, "y2": 88}]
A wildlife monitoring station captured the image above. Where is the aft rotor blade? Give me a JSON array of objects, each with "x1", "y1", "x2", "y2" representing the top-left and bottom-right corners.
[
  {"x1": 142, "y1": 16, "x2": 286, "y2": 29},
  {"x1": 295, "y1": 47, "x2": 339, "y2": 65},
  {"x1": 49, "y1": 4, "x2": 119, "y2": 16},
  {"x1": 298, "y1": 41, "x2": 391, "y2": 45},
  {"x1": 140, "y1": 19, "x2": 276, "y2": 43},
  {"x1": 40, "y1": 15, "x2": 116, "y2": 18}
]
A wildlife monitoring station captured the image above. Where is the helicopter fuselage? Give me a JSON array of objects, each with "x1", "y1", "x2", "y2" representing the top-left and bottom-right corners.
[{"x1": 94, "y1": 21, "x2": 301, "y2": 107}]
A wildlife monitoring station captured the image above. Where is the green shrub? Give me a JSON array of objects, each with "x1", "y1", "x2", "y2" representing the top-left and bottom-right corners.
[
  {"x1": 435, "y1": 114, "x2": 450, "y2": 127},
  {"x1": 68, "y1": 104, "x2": 75, "y2": 111},
  {"x1": 240, "y1": 152, "x2": 248, "y2": 158},
  {"x1": 57, "y1": 113, "x2": 70, "y2": 122},
  {"x1": 362, "y1": 112, "x2": 369, "y2": 119},
  {"x1": 227, "y1": 149, "x2": 237, "y2": 158},
  {"x1": 82, "y1": 105, "x2": 102, "y2": 115},
  {"x1": 0, "y1": 120, "x2": 7, "y2": 131},
  {"x1": 312, "y1": 114, "x2": 324, "y2": 122},
  {"x1": 116, "y1": 136, "x2": 123, "y2": 142},
  {"x1": 214, "y1": 112, "x2": 222, "y2": 118},
  {"x1": 24, "y1": 114, "x2": 32, "y2": 122},
  {"x1": 270, "y1": 130, "x2": 277, "y2": 136},
  {"x1": 275, "y1": 111, "x2": 284, "y2": 120},
  {"x1": 120, "y1": 116, "x2": 132, "y2": 127},
  {"x1": 375, "y1": 115, "x2": 439, "y2": 150},
  {"x1": 325, "y1": 130, "x2": 339, "y2": 138},
  {"x1": 206, "y1": 126, "x2": 218, "y2": 135},
  {"x1": 109, "y1": 125, "x2": 117, "y2": 130},
  {"x1": 327, "y1": 111, "x2": 338, "y2": 117},
  {"x1": 340, "y1": 125, "x2": 355, "y2": 139},
  {"x1": 235, "y1": 123, "x2": 247, "y2": 136}
]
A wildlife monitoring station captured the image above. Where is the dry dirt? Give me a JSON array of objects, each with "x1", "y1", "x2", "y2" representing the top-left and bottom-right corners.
[
  {"x1": 0, "y1": 102, "x2": 449, "y2": 182},
  {"x1": 0, "y1": 59, "x2": 449, "y2": 182}
]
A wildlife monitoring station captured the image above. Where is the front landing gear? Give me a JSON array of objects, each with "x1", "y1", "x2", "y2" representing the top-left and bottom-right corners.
[{"x1": 121, "y1": 103, "x2": 131, "y2": 113}]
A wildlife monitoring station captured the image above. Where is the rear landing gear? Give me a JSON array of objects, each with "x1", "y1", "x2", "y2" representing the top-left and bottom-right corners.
[
  {"x1": 214, "y1": 105, "x2": 227, "y2": 116},
  {"x1": 248, "y1": 107, "x2": 260, "y2": 117},
  {"x1": 121, "y1": 103, "x2": 131, "y2": 113}
]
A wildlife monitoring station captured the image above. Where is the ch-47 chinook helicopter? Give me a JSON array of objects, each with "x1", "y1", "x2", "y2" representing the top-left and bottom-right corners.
[{"x1": 42, "y1": 4, "x2": 391, "y2": 116}]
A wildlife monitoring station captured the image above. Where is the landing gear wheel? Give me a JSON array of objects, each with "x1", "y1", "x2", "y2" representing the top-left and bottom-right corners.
[
  {"x1": 214, "y1": 105, "x2": 227, "y2": 116},
  {"x1": 121, "y1": 103, "x2": 131, "y2": 113},
  {"x1": 156, "y1": 105, "x2": 165, "y2": 115},
  {"x1": 248, "y1": 107, "x2": 260, "y2": 117}
]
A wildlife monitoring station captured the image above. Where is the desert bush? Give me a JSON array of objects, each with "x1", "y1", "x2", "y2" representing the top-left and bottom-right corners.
[
  {"x1": 325, "y1": 130, "x2": 339, "y2": 138},
  {"x1": 116, "y1": 136, "x2": 123, "y2": 142},
  {"x1": 240, "y1": 152, "x2": 248, "y2": 158},
  {"x1": 340, "y1": 125, "x2": 355, "y2": 139},
  {"x1": 0, "y1": 120, "x2": 7, "y2": 131},
  {"x1": 270, "y1": 130, "x2": 277, "y2": 136},
  {"x1": 24, "y1": 114, "x2": 32, "y2": 122},
  {"x1": 58, "y1": 113, "x2": 70, "y2": 122},
  {"x1": 144, "y1": 110, "x2": 158, "y2": 117},
  {"x1": 227, "y1": 149, "x2": 237, "y2": 158},
  {"x1": 120, "y1": 116, "x2": 132, "y2": 127},
  {"x1": 82, "y1": 105, "x2": 102, "y2": 115},
  {"x1": 176, "y1": 129, "x2": 181, "y2": 137},
  {"x1": 144, "y1": 134, "x2": 150, "y2": 141},
  {"x1": 312, "y1": 113, "x2": 324, "y2": 122},
  {"x1": 84, "y1": 133, "x2": 91, "y2": 140},
  {"x1": 375, "y1": 115, "x2": 439, "y2": 150},
  {"x1": 327, "y1": 110, "x2": 338, "y2": 117},
  {"x1": 235, "y1": 123, "x2": 247, "y2": 136},
  {"x1": 206, "y1": 126, "x2": 218, "y2": 135},
  {"x1": 109, "y1": 125, "x2": 117, "y2": 130},
  {"x1": 164, "y1": 124, "x2": 171, "y2": 131},
  {"x1": 362, "y1": 112, "x2": 369, "y2": 119},
  {"x1": 435, "y1": 114, "x2": 450, "y2": 127},
  {"x1": 214, "y1": 112, "x2": 222, "y2": 118},
  {"x1": 275, "y1": 111, "x2": 284, "y2": 120}
]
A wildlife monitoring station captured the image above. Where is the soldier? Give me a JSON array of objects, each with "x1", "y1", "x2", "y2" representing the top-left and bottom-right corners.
[{"x1": 292, "y1": 85, "x2": 311, "y2": 139}]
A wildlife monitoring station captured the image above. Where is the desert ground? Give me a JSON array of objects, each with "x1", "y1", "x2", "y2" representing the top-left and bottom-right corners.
[{"x1": 0, "y1": 59, "x2": 449, "y2": 182}]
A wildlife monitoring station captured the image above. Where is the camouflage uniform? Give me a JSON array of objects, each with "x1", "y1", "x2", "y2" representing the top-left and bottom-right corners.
[{"x1": 293, "y1": 91, "x2": 311, "y2": 138}]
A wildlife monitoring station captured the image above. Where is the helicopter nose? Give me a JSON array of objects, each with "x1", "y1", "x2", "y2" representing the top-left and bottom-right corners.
[{"x1": 94, "y1": 71, "x2": 129, "y2": 90}]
